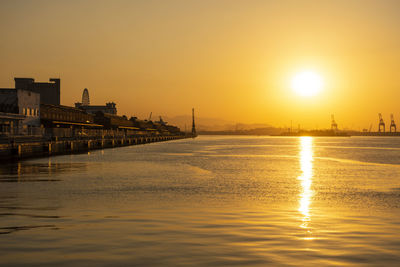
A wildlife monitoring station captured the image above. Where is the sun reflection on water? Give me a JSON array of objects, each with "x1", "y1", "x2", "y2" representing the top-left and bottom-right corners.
[{"x1": 298, "y1": 137, "x2": 314, "y2": 232}]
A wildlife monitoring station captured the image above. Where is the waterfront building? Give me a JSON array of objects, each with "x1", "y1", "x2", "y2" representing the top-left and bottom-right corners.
[
  {"x1": 14, "y1": 77, "x2": 60, "y2": 105},
  {"x1": 95, "y1": 112, "x2": 137, "y2": 129},
  {"x1": 75, "y1": 88, "x2": 117, "y2": 115},
  {"x1": 0, "y1": 112, "x2": 25, "y2": 136},
  {"x1": 130, "y1": 117, "x2": 157, "y2": 132},
  {"x1": 75, "y1": 102, "x2": 117, "y2": 115},
  {"x1": 0, "y1": 88, "x2": 41, "y2": 134},
  {"x1": 40, "y1": 104, "x2": 96, "y2": 126},
  {"x1": 40, "y1": 104, "x2": 102, "y2": 138},
  {"x1": 150, "y1": 117, "x2": 180, "y2": 135},
  {"x1": 165, "y1": 125, "x2": 181, "y2": 134}
]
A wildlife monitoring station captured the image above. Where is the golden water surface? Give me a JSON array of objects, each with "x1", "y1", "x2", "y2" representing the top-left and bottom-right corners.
[{"x1": 1, "y1": 136, "x2": 400, "y2": 266}]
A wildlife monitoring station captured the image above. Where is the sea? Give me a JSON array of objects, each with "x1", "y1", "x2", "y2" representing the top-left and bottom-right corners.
[{"x1": 1, "y1": 135, "x2": 399, "y2": 266}]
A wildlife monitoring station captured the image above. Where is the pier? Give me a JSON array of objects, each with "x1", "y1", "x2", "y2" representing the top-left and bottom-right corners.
[{"x1": 0, "y1": 134, "x2": 191, "y2": 161}]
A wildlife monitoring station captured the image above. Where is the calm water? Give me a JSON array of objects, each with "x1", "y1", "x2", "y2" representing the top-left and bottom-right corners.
[{"x1": 1, "y1": 136, "x2": 400, "y2": 266}]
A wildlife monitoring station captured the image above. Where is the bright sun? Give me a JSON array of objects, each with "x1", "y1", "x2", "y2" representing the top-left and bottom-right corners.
[{"x1": 291, "y1": 71, "x2": 323, "y2": 97}]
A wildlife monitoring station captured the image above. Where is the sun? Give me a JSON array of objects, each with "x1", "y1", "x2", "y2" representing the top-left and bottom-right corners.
[{"x1": 291, "y1": 71, "x2": 323, "y2": 97}]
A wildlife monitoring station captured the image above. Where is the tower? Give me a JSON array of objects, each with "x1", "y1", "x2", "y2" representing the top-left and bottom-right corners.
[
  {"x1": 191, "y1": 108, "x2": 196, "y2": 136},
  {"x1": 82, "y1": 88, "x2": 90, "y2": 106}
]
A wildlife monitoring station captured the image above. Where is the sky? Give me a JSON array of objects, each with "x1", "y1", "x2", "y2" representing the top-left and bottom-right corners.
[{"x1": 1, "y1": 0, "x2": 400, "y2": 130}]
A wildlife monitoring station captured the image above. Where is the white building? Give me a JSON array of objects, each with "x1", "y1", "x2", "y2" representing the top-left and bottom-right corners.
[{"x1": 0, "y1": 88, "x2": 40, "y2": 134}]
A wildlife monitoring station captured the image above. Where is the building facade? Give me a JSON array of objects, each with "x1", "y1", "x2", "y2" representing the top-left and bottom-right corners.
[
  {"x1": 0, "y1": 112, "x2": 25, "y2": 136},
  {"x1": 0, "y1": 89, "x2": 40, "y2": 128},
  {"x1": 14, "y1": 77, "x2": 60, "y2": 105},
  {"x1": 40, "y1": 104, "x2": 95, "y2": 125}
]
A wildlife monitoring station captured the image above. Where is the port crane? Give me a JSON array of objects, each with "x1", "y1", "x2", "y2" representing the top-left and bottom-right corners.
[
  {"x1": 390, "y1": 114, "x2": 397, "y2": 133},
  {"x1": 378, "y1": 113, "x2": 385, "y2": 132},
  {"x1": 331, "y1": 114, "x2": 338, "y2": 131},
  {"x1": 157, "y1": 116, "x2": 167, "y2": 126}
]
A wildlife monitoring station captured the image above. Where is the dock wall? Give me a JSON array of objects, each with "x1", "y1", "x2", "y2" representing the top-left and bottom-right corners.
[{"x1": 0, "y1": 135, "x2": 187, "y2": 161}]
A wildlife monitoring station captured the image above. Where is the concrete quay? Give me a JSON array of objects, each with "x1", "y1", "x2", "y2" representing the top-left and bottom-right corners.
[{"x1": 0, "y1": 135, "x2": 189, "y2": 161}]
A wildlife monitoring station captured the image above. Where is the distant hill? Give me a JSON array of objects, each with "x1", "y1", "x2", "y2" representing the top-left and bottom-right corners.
[
  {"x1": 162, "y1": 115, "x2": 283, "y2": 134},
  {"x1": 198, "y1": 127, "x2": 285, "y2": 136},
  {"x1": 162, "y1": 115, "x2": 235, "y2": 131}
]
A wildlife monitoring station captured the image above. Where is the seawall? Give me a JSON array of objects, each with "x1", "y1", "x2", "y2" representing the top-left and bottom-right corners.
[{"x1": 0, "y1": 135, "x2": 189, "y2": 161}]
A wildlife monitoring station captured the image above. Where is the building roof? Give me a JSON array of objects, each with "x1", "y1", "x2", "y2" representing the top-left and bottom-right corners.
[
  {"x1": 52, "y1": 121, "x2": 103, "y2": 127},
  {"x1": 0, "y1": 112, "x2": 25, "y2": 120},
  {"x1": 118, "y1": 126, "x2": 140, "y2": 130},
  {"x1": 41, "y1": 103, "x2": 88, "y2": 113}
]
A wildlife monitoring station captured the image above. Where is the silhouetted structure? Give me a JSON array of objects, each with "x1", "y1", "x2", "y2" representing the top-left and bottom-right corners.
[
  {"x1": 378, "y1": 113, "x2": 385, "y2": 133},
  {"x1": 192, "y1": 108, "x2": 196, "y2": 135},
  {"x1": 390, "y1": 114, "x2": 396, "y2": 133},
  {"x1": 82, "y1": 88, "x2": 90, "y2": 106},
  {"x1": 331, "y1": 114, "x2": 338, "y2": 131},
  {"x1": 14, "y1": 78, "x2": 60, "y2": 105},
  {"x1": 75, "y1": 88, "x2": 117, "y2": 115}
]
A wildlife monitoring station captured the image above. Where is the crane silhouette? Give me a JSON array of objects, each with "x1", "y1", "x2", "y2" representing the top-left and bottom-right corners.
[
  {"x1": 331, "y1": 114, "x2": 338, "y2": 131},
  {"x1": 378, "y1": 113, "x2": 385, "y2": 133},
  {"x1": 390, "y1": 114, "x2": 396, "y2": 133}
]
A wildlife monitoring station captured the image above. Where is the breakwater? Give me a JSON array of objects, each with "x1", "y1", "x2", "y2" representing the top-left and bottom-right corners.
[
  {"x1": 0, "y1": 135, "x2": 190, "y2": 161},
  {"x1": 352, "y1": 132, "x2": 400, "y2": 136}
]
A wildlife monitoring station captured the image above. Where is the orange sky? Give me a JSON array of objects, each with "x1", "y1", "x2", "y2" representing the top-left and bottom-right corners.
[{"x1": 1, "y1": 0, "x2": 400, "y2": 130}]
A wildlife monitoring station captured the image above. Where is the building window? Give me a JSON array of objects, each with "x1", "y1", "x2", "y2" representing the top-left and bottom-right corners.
[
  {"x1": 23, "y1": 108, "x2": 26, "y2": 115},
  {"x1": 29, "y1": 108, "x2": 32, "y2": 116}
]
